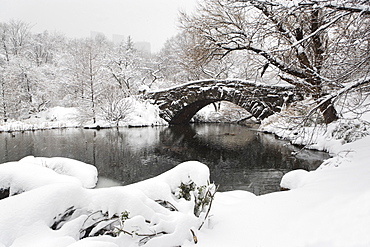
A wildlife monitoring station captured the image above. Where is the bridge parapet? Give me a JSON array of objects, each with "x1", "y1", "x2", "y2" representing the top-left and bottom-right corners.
[{"x1": 145, "y1": 79, "x2": 303, "y2": 124}]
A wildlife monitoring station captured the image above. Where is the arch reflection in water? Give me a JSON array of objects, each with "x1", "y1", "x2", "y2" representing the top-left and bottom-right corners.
[{"x1": 0, "y1": 124, "x2": 330, "y2": 195}]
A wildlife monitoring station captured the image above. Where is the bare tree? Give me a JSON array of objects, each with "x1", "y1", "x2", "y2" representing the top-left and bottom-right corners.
[
  {"x1": 157, "y1": 34, "x2": 191, "y2": 84},
  {"x1": 106, "y1": 36, "x2": 142, "y2": 95},
  {"x1": 3, "y1": 20, "x2": 31, "y2": 57},
  {"x1": 99, "y1": 85, "x2": 133, "y2": 126},
  {"x1": 0, "y1": 59, "x2": 8, "y2": 121},
  {"x1": 0, "y1": 20, "x2": 48, "y2": 119},
  {"x1": 67, "y1": 35, "x2": 109, "y2": 123},
  {"x1": 180, "y1": 0, "x2": 370, "y2": 124},
  {"x1": 158, "y1": 31, "x2": 246, "y2": 85}
]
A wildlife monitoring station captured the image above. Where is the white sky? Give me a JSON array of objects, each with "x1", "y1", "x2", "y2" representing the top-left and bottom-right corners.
[{"x1": 0, "y1": 0, "x2": 198, "y2": 52}]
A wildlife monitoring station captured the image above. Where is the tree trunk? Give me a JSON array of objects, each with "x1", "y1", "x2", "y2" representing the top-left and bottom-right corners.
[
  {"x1": 319, "y1": 100, "x2": 338, "y2": 124},
  {"x1": 1, "y1": 80, "x2": 8, "y2": 122}
]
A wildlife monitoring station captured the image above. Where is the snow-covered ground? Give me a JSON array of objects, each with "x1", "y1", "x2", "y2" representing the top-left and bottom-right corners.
[
  {"x1": 0, "y1": 99, "x2": 255, "y2": 133},
  {"x1": 0, "y1": 98, "x2": 167, "y2": 133},
  {"x1": 0, "y1": 97, "x2": 370, "y2": 246},
  {"x1": 191, "y1": 101, "x2": 258, "y2": 126},
  {"x1": 192, "y1": 132, "x2": 370, "y2": 247}
]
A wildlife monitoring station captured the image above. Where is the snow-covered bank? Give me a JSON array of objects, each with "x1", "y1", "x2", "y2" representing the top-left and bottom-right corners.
[
  {"x1": 0, "y1": 99, "x2": 167, "y2": 133},
  {"x1": 0, "y1": 98, "x2": 259, "y2": 133},
  {"x1": 185, "y1": 98, "x2": 370, "y2": 247},
  {"x1": 1, "y1": 131, "x2": 370, "y2": 246},
  {"x1": 190, "y1": 134, "x2": 370, "y2": 247},
  {"x1": 0, "y1": 159, "x2": 215, "y2": 247},
  {"x1": 259, "y1": 97, "x2": 370, "y2": 154}
]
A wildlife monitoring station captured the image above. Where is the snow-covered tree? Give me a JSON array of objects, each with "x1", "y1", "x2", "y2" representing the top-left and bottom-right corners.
[
  {"x1": 158, "y1": 31, "x2": 258, "y2": 86},
  {"x1": 0, "y1": 20, "x2": 50, "y2": 119},
  {"x1": 28, "y1": 30, "x2": 65, "y2": 67},
  {"x1": 106, "y1": 36, "x2": 143, "y2": 96},
  {"x1": 180, "y1": 0, "x2": 370, "y2": 124},
  {"x1": 0, "y1": 58, "x2": 9, "y2": 121},
  {"x1": 99, "y1": 85, "x2": 133, "y2": 126},
  {"x1": 67, "y1": 35, "x2": 110, "y2": 123},
  {"x1": 157, "y1": 34, "x2": 190, "y2": 84}
]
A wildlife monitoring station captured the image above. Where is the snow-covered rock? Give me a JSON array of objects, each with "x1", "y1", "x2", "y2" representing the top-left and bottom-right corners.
[
  {"x1": 19, "y1": 156, "x2": 98, "y2": 189},
  {"x1": 280, "y1": 169, "x2": 308, "y2": 190},
  {"x1": 0, "y1": 162, "x2": 83, "y2": 195}
]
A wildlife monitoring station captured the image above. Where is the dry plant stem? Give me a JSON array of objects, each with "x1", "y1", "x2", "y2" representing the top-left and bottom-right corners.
[
  {"x1": 115, "y1": 226, "x2": 166, "y2": 238},
  {"x1": 190, "y1": 229, "x2": 198, "y2": 244},
  {"x1": 198, "y1": 185, "x2": 219, "y2": 231}
]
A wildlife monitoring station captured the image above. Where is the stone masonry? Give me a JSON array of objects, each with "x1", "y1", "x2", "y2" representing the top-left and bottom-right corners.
[{"x1": 145, "y1": 79, "x2": 303, "y2": 124}]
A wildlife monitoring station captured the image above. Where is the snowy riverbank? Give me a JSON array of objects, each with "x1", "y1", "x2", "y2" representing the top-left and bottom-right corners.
[
  {"x1": 194, "y1": 125, "x2": 370, "y2": 247},
  {"x1": 0, "y1": 99, "x2": 167, "y2": 133},
  {"x1": 0, "y1": 100, "x2": 370, "y2": 246},
  {"x1": 0, "y1": 100, "x2": 254, "y2": 133},
  {"x1": 0, "y1": 128, "x2": 369, "y2": 246}
]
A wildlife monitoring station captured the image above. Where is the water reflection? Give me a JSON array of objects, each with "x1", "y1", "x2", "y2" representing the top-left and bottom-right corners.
[{"x1": 0, "y1": 124, "x2": 330, "y2": 195}]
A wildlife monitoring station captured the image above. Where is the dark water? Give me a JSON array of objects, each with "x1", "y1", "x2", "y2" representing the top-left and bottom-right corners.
[{"x1": 0, "y1": 124, "x2": 330, "y2": 195}]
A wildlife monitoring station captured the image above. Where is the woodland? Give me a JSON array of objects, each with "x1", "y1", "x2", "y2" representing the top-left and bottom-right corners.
[{"x1": 1, "y1": 0, "x2": 368, "y2": 127}]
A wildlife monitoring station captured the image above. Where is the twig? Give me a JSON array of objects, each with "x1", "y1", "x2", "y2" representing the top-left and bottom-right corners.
[
  {"x1": 198, "y1": 185, "x2": 219, "y2": 230},
  {"x1": 190, "y1": 229, "x2": 198, "y2": 244},
  {"x1": 155, "y1": 199, "x2": 179, "y2": 211}
]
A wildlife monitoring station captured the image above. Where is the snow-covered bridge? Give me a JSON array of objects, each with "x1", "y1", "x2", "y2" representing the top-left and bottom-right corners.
[{"x1": 145, "y1": 79, "x2": 303, "y2": 124}]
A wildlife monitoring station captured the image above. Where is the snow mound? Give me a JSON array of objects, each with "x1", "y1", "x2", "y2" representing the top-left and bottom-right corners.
[
  {"x1": 127, "y1": 100, "x2": 167, "y2": 127},
  {"x1": 0, "y1": 159, "x2": 215, "y2": 247},
  {"x1": 19, "y1": 156, "x2": 98, "y2": 189},
  {"x1": 280, "y1": 169, "x2": 308, "y2": 190},
  {"x1": 39, "y1": 107, "x2": 80, "y2": 123},
  {"x1": 0, "y1": 162, "x2": 83, "y2": 195}
]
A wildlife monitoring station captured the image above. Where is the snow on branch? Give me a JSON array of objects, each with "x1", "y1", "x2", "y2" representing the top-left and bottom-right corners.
[
  {"x1": 306, "y1": 77, "x2": 370, "y2": 119},
  {"x1": 319, "y1": 2, "x2": 370, "y2": 15},
  {"x1": 234, "y1": 0, "x2": 370, "y2": 14},
  {"x1": 289, "y1": 12, "x2": 351, "y2": 50}
]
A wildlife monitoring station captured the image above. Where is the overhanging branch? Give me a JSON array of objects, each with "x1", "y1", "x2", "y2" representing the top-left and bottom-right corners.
[{"x1": 306, "y1": 77, "x2": 370, "y2": 118}]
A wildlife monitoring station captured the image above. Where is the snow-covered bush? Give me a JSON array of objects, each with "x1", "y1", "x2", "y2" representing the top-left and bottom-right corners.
[
  {"x1": 127, "y1": 99, "x2": 167, "y2": 127},
  {"x1": 0, "y1": 159, "x2": 216, "y2": 247},
  {"x1": 329, "y1": 119, "x2": 370, "y2": 144},
  {"x1": 175, "y1": 181, "x2": 216, "y2": 217},
  {"x1": 19, "y1": 156, "x2": 98, "y2": 188},
  {"x1": 99, "y1": 96, "x2": 133, "y2": 127},
  {"x1": 0, "y1": 156, "x2": 97, "y2": 195}
]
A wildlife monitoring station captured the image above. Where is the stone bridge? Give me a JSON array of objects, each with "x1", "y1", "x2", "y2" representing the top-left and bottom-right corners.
[{"x1": 145, "y1": 79, "x2": 303, "y2": 124}]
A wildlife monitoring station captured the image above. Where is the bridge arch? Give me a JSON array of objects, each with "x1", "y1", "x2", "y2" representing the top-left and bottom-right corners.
[{"x1": 145, "y1": 79, "x2": 302, "y2": 125}]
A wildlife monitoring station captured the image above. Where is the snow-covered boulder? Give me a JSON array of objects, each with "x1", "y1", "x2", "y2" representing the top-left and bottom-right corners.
[
  {"x1": 0, "y1": 162, "x2": 83, "y2": 196},
  {"x1": 280, "y1": 169, "x2": 309, "y2": 190},
  {"x1": 19, "y1": 156, "x2": 98, "y2": 189}
]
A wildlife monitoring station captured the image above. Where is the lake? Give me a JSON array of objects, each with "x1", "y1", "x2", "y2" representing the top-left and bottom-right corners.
[{"x1": 0, "y1": 124, "x2": 330, "y2": 195}]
